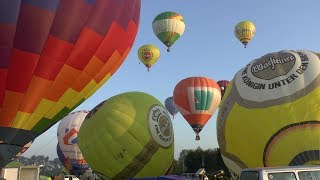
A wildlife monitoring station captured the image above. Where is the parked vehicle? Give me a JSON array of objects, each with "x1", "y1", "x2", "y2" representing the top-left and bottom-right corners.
[
  {"x1": 1, "y1": 165, "x2": 40, "y2": 180},
  {"x1": 63, "y1": 175, "x2": 80, "y2": 180},
  {"x1": 240, "y1": 165, "x2": 320, "y2": 180}
]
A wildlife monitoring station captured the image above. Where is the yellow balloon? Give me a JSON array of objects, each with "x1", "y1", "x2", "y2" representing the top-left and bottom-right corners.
[
  {"x1": 217, "y1": 50, "x2": 320, "y2": 179},
  {"x1": 234, "y1": 21, "x2": 256, "y2": 48},
  {"x1": 138, "y1": 44, "x2": 160, "y2": 71}
]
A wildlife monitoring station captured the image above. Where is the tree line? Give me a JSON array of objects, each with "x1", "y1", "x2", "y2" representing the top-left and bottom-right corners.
[{"x1": 10, "y1": 147, "x2": 230, "y2": 179}]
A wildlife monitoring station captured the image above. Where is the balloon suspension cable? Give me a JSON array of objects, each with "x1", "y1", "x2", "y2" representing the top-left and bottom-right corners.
[
  {"x1": 195, "y1": 133, "x2": 200, "y2": 141},
  {"x1": 166, "y1": 44, "x2": 171, "y2": 52}
]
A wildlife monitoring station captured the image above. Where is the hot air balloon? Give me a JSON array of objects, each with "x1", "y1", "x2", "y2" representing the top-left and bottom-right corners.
[
  {"x1": 217, "y1": 50, "x2": 320, "y2": 179},
  {"x1": 152, "y1": 11, "x2": 185, "y2": 52},
  {"x1": 0, "y1": 141, "x2": 33, "y2": 167},
  {"x1": 78, "y1": 92, "x2": 174, "y2": 179},
  {"x1": 57, "y1": 110, "x2": 89, "y2": 176},
  {"x1": 217, "y1": 80, "x2": 230, "y2": 100},
  {"x1": 12, "y1": 141, "x2": 33, "y2": 160},
  {"x1": 138, "y1": 44, "x2": 160, "y2": 71},
  {"x1": 165, "y1": 97, "x2": 178, "y2": 119},
  {"x1": 173, "y1": 77, "x2": 221, "y2": 140},
  {"x1": 234, "y1": 20, "x2": 256, "y2": 48},
  {"x1": 0, "y1": 0, "x2": 141, "y2": 167}
]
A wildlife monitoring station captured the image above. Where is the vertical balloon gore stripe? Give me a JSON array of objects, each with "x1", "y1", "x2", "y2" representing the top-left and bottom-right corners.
[
  {"x1": 0, "y1": 91, "x2": 24, "y2": 126},
  {"x1": 0, "y1": 24, "x2": 16, "y2": 68},
  {"x1": 85, "y1": 0, "x2": 122, "y2": 35},
  {"x1": 50, "y1": 0, "x2": 94, "y2": 43},
  {"x1": 6, "y1": 50, "x2": 39, "y2": 93},
  {"x1": 65, "y1": 28, "x2": 104, "y2": 70},
  {"x1": 0, "y1": 1, "x2": 19, "y2": 111},
  {"x1": 33, "y1": 36, "x2": 74, "y2": 80},
  {"x1": 14, "y1": 3, "x2": 56, "y2": 53},
  {"x1": 0, "y1": 1, "x2": 21, "y2": 24},
  {"x1": 115, "y1": 0, "x2": 135, "y2": 30},
  {"x1": 0, "y1": 70, "x2": 6, "y2": 110}
]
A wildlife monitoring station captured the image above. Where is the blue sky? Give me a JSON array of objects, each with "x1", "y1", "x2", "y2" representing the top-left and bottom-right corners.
[{"x1": 23, "y1": 0, "x2": 320, "y2": 160}]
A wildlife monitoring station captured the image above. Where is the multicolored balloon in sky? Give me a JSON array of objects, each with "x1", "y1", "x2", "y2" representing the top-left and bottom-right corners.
[
  {"x1": 138, "y1": 44, "x2": 160, "y2": 71},
  {"x1": 234, "y1": 20, "x2": 256, "y2": 48},
  {"x1": 217, "y1": 50, "x2": 320, "y2": 179},
  {"x1": 173, "y1": 77, "x2": 221, "y2": 140},
  {"x1": 0, "y1": 0, "x2": 141, "y2": 167},
  {"x1": 78, "y1": 92, "x2": 174, "y2": 179},
  {"x1": 57, "y1": 110, "x2": 89, "y2": 176},
  {"x1": 152, "y1": 11, "x2": 185, "y2": 52}
]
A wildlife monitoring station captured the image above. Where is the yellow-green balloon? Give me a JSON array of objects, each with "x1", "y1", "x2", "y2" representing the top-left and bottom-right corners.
[{"x1": 78, "y1": 92, "x2": 174, "y2": 179}]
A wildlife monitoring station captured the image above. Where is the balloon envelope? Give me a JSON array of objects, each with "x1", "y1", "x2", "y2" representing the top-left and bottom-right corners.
[
  {"x1": 234, "y1": 20, "x2": 256, "y2": 48},
  {"x1": 78, "y1": 92, "x2": 174, "y2": 179},
  {"x1": 152, "y1": 11, "x2": 185, "y2": 52},
  {"x1": 217, "y1": 50, "x2": 320, "y2": 179},
  {"x1": 173, "y1": 77, "x2": 221, "y2": 140},
  {"x1": 57, "y1": 110, "x2": 89, "y2": 176},
  {"x1": 164, "y1": 97, "x2": 178, "y2": 119},
  {"x1": 138, "y1": 44, "x2": 160, "y2": 71},
  {"x1": 0, "y1": 0, "x2": 141, "y2": 167},
  {"x1": 217, "y1": 80, "x2": 230, "y2": 99},
  {"x1": 0, "y1": 141, "x2": 32, "y2": 167}
]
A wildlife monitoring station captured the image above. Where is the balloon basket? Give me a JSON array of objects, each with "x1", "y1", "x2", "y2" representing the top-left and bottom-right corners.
[{"x1": 195, "y1": 134, "x2": 200, "y2": 141}]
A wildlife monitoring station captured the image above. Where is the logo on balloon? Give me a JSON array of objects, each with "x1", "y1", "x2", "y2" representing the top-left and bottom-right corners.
[
  {"x1": 142, "y1": 48, "x2": 153, "y2": 61},
  {"x1": 251, "y1": 52, "x2": 296, "y2": 80},
  {"x1": 234, "y1": 26, "x2": 243, "y2": 38},
  {"x1": 63, "y1": 128, "x2": 79, "y2": 145},
  {"x1": 148, "y1": 105, "x2": 173, "y2": 148}
]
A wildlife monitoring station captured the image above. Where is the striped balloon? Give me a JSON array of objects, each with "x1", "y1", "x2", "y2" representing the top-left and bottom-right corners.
[
  {"x1": 173, "y1": 77, "x2": 221, "y2": 140},
  {"x1": 0, "y1": 0, "x2": 141, "y2": 167},
  {"x1": 152, "y1": 11, "x2": 185, "y2": 52}
]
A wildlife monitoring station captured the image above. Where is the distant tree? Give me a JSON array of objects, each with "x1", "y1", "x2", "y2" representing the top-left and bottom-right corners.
[
  {"x1": 184, "y1": 147, "x2": 203, "y2": 173},
  {"x1": 172, "y1": 159, "x2": 183, "y2": 175},
  {"x1": 176, "y1": 147, "x2": 231, "y2": 179},
  {"x1": 215, "y1": 149, "x2": 231, "y2": 178}
]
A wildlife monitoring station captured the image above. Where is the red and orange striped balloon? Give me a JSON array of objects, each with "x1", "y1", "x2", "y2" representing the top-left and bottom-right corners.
[
  {"x1": 173, "y1": 77, "x2": 221, "y2": 140},
  {"x1": 0, "y1": 0, "x2": 140, "y2": 167}
]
